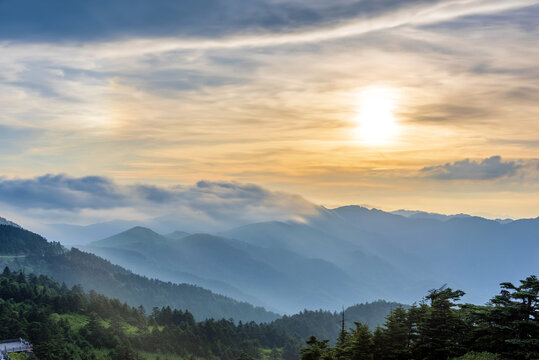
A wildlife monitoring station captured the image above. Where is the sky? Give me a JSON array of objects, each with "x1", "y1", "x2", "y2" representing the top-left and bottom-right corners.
[{"x1": 0, "y1": 0, "x2": 538, "y2": 228}]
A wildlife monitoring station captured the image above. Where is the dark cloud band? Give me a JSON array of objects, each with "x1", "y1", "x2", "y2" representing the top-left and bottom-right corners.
[
  {"x1": 0, "y1": 0, "x2": 445, "y2": 42},
  {"x1": 421, "y1": 156, "x2": 522, "y2": 180},
  {"x1": 0, "y1": 174, "x2": 315, "y2": 224}
]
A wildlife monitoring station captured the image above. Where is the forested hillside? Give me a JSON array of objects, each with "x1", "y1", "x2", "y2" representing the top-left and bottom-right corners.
[
  {"x1": 0, "y1": 225, "x2": 63, "y2": 256},
  {"x1": 272, "y1": 301, "x2": 404, "y2": 344},
  {"x1": 86, "y1": 227, "x2": 361, "y2": 313},
  {"x1": 0, "y1": 224, "x2": 278, "y2": 323},
  {"x1": 0, "y1": 267, "x2": 296, "y2": 360},
  {"x1": 2, "y1": 267, "x2": 536, "y2": 360},
  {"x1": 45, "y1": 206, "x2": 539, "y2": 314},
  {"x1": 300, "y1": 276, "x2": 539, "y2": 360}
]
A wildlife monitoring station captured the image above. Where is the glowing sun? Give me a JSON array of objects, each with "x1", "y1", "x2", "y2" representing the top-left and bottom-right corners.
[{"x1": 354, "y1": 87, "x2": 399, "y2": 146}]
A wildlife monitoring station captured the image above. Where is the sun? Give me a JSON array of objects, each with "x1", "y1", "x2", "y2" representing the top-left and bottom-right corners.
[{"x1": 353, "y1": 87, "x2": 399, "y2": 146}]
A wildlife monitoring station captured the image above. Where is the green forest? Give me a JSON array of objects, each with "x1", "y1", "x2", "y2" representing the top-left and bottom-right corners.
[
  {"x1": 0, "y1": 266, "x2": 297, "y2": 360},
  {"x1": 1, "y1": 267, "x2": 537, "y2": 359},
  {"x1": 1, "y1": 224, "x2": 538, "y2": 360},
  {"x1": 0, "y1": 225, "x2": 401, "y2": 327},
  {"x1": 300, "y1": 277, "x2": 539, "y2": 360},
  {"x1": 0, "y1": 225, "x2": 278, "y2": 323},
  {"x1": 0, "y1": 266, "x2": 401, "y2": 360}
]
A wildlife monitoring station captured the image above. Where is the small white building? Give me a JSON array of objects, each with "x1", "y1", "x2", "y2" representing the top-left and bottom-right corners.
[{"x1": 0, "y1": 338, "x2": 33, "y2": 357}]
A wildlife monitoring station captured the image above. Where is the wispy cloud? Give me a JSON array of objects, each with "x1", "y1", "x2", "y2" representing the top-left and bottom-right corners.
[
  {"x1": 0, "y1": 0, "x2": 538, "y2": 219},
  {"x1": 2, "y1": 0, "x2": 537, "y2": 59}
]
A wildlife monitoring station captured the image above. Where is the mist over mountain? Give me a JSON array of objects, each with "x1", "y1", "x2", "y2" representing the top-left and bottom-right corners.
[
  {"x1": 0, "y1": 223, "x2": 278, "y2": 323},
  {"x1": 85, "y1": 227, "x2": 361, "y2": 313},
  {"x1": 42, "y1": 204, "x2": 539, "y2": 315},
  {"x1": 0, "y1": 216, "x2": 21, "y2": 228},
  {"x1": 0, "y1": 216, "x2": 408, "y2": 330}
]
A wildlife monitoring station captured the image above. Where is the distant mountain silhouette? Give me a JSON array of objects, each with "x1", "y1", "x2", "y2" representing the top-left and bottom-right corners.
[
  {"x1": 40, "y1": 206, "x2": 539, "y2": 311},
  {"x1": 87, "y1": 227, "x2": 365, "y2": 313},
  {"x1": 0, "y1": 222, "x2": 278, "y2": 322}
]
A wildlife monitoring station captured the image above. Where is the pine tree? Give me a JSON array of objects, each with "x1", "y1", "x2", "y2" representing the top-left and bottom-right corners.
[
  {"x1": 466, "y1": 276, "x2": 539, "y2": 359},
  {"x1": 283, "y1": 341, "x2": 301, "y2": 360},
  {"x1": 348, "y1": 322, "x2": 373, "y2": 360},
  {"x1": 382, "y1": 306, "x2": 411, "y2": 359},
  {"x1": 372, "y1": 326, "x2": 386, "y2": 360},
  {"x1": 2, "y1": 266, "x2": 10, "y2": 276},
  {"x1": 416, "y1": 287, "x2": 466, "y2": 360},
  {"x1": 301, "y1": 336, "x2": 334, "y2": 360},
  {"x1": 335, "y1": 308, "x2": 351, "y2": 360}
]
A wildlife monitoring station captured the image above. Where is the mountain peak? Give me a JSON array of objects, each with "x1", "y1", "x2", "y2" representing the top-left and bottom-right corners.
[
  {"x1": 92, "y1": 226, "x2": 166, "y2": 247},
  {"x1": 124, "y1": 226, "x2": 158, "y2": 235}
]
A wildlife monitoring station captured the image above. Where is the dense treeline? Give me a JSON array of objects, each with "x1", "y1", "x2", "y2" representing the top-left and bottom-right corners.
[
  {"x1": 301, "y1": 276, "x2": 539, "y2": 360},
  {"x1": 0, "y1": 266, "x2": 296, "y2": 360},
  {"x1": 2, "y1": 265, "x2": 537, "y2": 360},
  {"x1": 0, "y1": 225, "x2": 63, "y2": 256},
  {"x1": 272, "y1": 301, "x2": 403, "y2": 345},
  {"x1": 0, "y1": 224, "x2": 278, "y2": 323}
]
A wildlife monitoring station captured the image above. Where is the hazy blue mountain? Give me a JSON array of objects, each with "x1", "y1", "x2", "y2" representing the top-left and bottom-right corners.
[
  {"x1": 42, "y1": 205, "x2": 538, "y2": 309},
  {"x1": 495, "y1": 218, "x2": 514, "y2": 224},
  {"x1": 87, "y1": 227, "x2": 369, "y2": 313},
  {"x1": 222, "y1": 215, "x2": 437, "y2": 304},
  {"x1": 272, "y1": 300, "x2": 406, "y2": 344},
  {"x1": 392, "y1": 209, "x2": 513, "y2": 224},
  {"x1": 42, "y1": 220, "x2": 142, "y2": 246},
  {"x1": 45, "y1": 218, "x2": 192, "y2": 246},
  {"x1": 221, "y1": 217, "x2": 360, "y2": 260},
  {"x1": 331, "y1": 206, "x2": 539, "y2": 303},
  {"x1": 85, "y1": 227, "x2": 269, "y2": 308},
  {"x1": 0, "y1": 222, "x2": 279, "y2": 322},
  {"x1": 222, "y1": 206, "x2": 537, "y2": 305},
  {"x1": 391, "y1": 209, "x2": 472, "y2": 221},
  {"x1": 164, "y1": 230, "x2": 190, "y2": 240}
]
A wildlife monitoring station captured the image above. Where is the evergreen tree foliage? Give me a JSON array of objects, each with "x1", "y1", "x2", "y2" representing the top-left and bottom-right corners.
[
  {"x1": 300, "y1": 336, "x2": 334, "y2": 360},
  {"x1": 0, "y1": 225, "x2": 278, "y2": 323},
  {"x1": 0, "y1": 267, "x2": 294, "y2": 360},
  {"x1": 347, "y1": 322, "x2": 374, "y2": 360},
  {"x1": 416, "y1": 287, "x2": 467, "y2": 360},
  {"x1": 300, "y1": 276, "x2": 538, "y2": 360}
]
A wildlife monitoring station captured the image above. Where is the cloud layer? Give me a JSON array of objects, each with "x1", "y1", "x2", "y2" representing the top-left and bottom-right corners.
[
  {"x1": 0, "y1": 0, "x2": 538, "y2": 219},
  {"x1": 421, "y1": 156, "x2": 522, "y2": 180},
  {"x1": 0, "y1": 174, "x2": 318, "y2": 230}
]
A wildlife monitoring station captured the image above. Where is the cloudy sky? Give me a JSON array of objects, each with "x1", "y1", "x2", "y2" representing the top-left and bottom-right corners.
[{"x1": 1, "y1": 0, "x2": 538, "y2": 227}]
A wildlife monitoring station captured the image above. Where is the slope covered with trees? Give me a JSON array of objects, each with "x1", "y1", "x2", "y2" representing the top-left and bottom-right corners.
[
  {"x1": 86, "y1": 227, "x2": 361, "y2": 313},
  {"x1": 0, "y1": 225, "x2": 63, "y2": 256},
  {"x1": 300, "y1": 276, "x2": 539, "y2": 360},
  {"x1": 272, "y1": 301, "x2": 404, "y2": 344},
  {"x1": 0, "y1": 267, "x2": 294, "y2": 360},
  {"x1": 0, "y1": 224, "x2": 278, "y2": 323}
]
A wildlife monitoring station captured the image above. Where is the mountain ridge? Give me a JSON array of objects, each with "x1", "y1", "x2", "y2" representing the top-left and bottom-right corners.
[
  {"x1": 29, "y1": 205, "x2": 539, "y2": 311},
  {"x1": 0, "y1": 223, "x2": 279, "y2": 322},
  {"x1": 88, "y1": 227, "x2": 364, "y2": 313}
]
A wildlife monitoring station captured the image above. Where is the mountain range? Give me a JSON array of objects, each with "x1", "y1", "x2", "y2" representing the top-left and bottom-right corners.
[
  {"x1": 41, "y1": 205, "x2": 538, "y2": 314},
  {"x1": 0, "y1": 224, "x2": 278, "y2": 323},
  {"x1": 0, "y1": 221, "x2": 404, "y2": 333}
]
